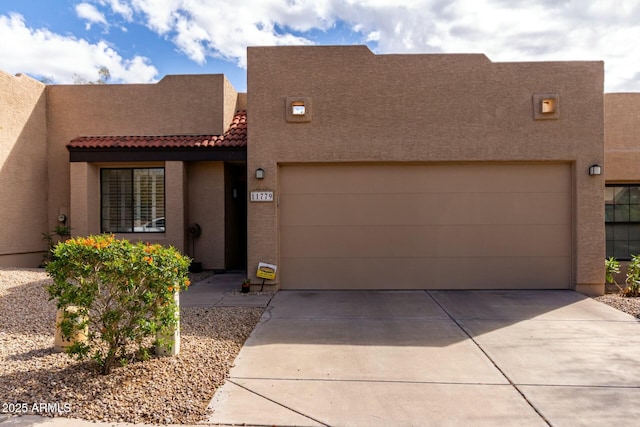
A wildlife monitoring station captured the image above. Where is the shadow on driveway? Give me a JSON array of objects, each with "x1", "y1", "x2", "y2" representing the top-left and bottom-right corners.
[{"x1": 208, "y1": 290, "x2": 640, "y2": 427}]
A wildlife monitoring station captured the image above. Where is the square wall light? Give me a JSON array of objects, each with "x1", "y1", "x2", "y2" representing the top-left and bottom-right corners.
[
  {"x1": 541, "y1": 98, "x2": 556, "y2": 114},
  {"x1": 533, "y1": 93, "x2": 560, "y2": 120},
  {"x1": 292, "y1": 102, "x2": 306, "y2": 115},
  {"x1": 286, "y1": 97, "x2": 312, "y2": 122}
]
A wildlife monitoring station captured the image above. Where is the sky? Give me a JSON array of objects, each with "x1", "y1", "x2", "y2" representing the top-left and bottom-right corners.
[{"x1": 1, "y1": 0, "x2": 640, "y2": 92}]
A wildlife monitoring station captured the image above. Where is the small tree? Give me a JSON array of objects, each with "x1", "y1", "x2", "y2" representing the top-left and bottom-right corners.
[
  {"x1": 46, "y1": 235, "x2": 191, "y2": 374},
  {"x1": 73, "y1": 66, "x2": 111, "y2": 84}
]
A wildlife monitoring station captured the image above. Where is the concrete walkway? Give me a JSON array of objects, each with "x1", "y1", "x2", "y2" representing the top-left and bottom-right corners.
[
  {"x1": 180, "y1": 272, "x2": 275, "y2": 308},
  {"x1": 208, "y1": 290, "x2": 640, "y2": 427}
]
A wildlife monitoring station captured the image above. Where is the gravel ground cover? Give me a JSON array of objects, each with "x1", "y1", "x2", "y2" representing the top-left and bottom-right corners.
[
  {"x1": 594, "y1": 293, "x2": 640, "y2": 318},
  {"x1": 0, "y1": 268, "x2": 263, "y2": 424}
]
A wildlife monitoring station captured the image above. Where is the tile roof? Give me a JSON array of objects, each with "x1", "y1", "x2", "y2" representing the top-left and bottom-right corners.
[{"x1": 68, "y1": 110, "x2": 246, "y2": 149}]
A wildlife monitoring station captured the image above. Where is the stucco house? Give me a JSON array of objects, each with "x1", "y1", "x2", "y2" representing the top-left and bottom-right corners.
[{"x1": 1, "y1": 45, "x2": 637, "y2": 296}]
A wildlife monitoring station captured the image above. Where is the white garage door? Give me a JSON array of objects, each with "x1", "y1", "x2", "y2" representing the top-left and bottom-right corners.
[{"x1": 279, "y1": 163, "x2": 571, "y2": 290}]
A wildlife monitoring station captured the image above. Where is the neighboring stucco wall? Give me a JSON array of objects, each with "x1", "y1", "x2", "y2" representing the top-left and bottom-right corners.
[
  {"x1": 0, "y1": 72, "x2": 48, "y2": 267},
  {"x1": 603, "y1": 94, "x2": 640, "y2": 283},
  {"x1": 53, "y1": 75, "x2": 236, "y2": 262},
  {"x1": 187, "y1": 162, "x2": 225, "y2": 270},
  {"x1": 69, "y1": 162, "x2": 100, "y2": 237},
  {"x1": 604, "y1": 93, "x2": 640, "y2": 182},
  {"x1": 247, "y1": 45, "x2": 604, "y2": 292}
]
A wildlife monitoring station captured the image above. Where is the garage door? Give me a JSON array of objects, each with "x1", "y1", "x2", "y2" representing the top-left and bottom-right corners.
[{"x1": 279, "y1": 163, "x2": 571, "y2": 290}]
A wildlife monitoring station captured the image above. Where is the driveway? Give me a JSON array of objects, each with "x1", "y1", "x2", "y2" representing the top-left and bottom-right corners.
[{"x1": 208, "y1": 290, "x2": 640, "y2": 426}]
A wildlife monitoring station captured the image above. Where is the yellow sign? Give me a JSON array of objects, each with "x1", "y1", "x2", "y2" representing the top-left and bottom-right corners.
[{"x1": 256, "y1": 262, "x2": 277, "y2": 280}]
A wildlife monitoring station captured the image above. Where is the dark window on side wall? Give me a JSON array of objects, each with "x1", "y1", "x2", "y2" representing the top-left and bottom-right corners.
[
  {"x1": 101, "y1": 168, "x2": 165, "y2": 233},
  {"x1": 605, "y1": 184, "x2": 640, "y2": 260}
]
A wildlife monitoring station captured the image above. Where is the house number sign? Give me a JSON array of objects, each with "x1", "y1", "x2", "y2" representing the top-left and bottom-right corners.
[{"x1": 250, "y1": 191, "x2": 274, "y2": 202}]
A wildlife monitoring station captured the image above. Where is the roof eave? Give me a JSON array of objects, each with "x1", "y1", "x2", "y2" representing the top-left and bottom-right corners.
[{"x1": 68, "y1": 147, "x2": 247, "y2": 162}]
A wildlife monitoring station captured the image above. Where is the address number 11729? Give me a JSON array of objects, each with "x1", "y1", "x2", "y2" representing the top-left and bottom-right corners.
[{"x1": 250, "y1": 191, "x2": 274, "y2": 202}]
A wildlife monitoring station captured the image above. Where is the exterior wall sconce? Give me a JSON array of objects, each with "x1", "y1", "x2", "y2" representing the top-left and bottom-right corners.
[
  {"x1": 541, "y1": 98, "x2": 556, "y2": 114},
  {"x1": 286, "y1": 97, "x2": 312, "y2": 122},
  {"x1": 255, "y1": 168, "x2": 265, "y2": 179},
  {"x1": 292, "y1": 101, "x2": 306, "y2": 116},
  {"x1": 533, "y1": 94, "x2": 559, "y2": 120},
  {"x1": 589, "y1": 164, "x2": 602, "y2": 176}
]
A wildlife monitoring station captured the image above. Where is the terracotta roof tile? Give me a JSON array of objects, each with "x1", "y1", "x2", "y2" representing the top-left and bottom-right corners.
[{"x1": 68, "y1": 110, "x2": 247, "y2": 149}]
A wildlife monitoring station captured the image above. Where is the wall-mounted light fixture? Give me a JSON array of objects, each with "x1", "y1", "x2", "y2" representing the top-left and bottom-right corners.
[
  {"x1": 255, "y1": 168, "x2": 265, "y2": 179},
  {"x1": 292, "y1": 101, "x2": 306, "y2": 116},
  {"x1": 533, "y1": 94, "x2": 559, "y2": 120},
  {"x1": 541, "y1": 98, "x2": 556, "y2": 114},
  {"x1": 286, "y1": 97, "x2": 312, "y2": 122},
  {"x1": 589, "y1": 164, "x2": 602, "y2": 176}
]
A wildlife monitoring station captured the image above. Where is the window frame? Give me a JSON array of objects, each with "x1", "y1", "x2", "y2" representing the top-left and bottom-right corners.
[
  {"x1": 605, "y1": 184, "x2": 640, "y2": 260},
  {"x1": 100, "y1": 167, "x2": 166, "y2": 234}
]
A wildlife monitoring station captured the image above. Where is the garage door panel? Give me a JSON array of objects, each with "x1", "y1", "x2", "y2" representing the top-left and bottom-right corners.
[
  {"x1": 280, "y1": 256, "x2": 571, "y2": 290},
  {"x1": 281, "y1": 225, "x2": 439, "y2": 258},
  {"x1": 281, "y1": 192, "x2": 569, "y2": 227},
  {"x1": 280, "y1": 164, "x2": 570, "y2": 195},
  {"x1": 281, "y1": 225, "x2": 570, "y2": 258},
  {"x1": 440, "y1": 257, "x2": 570, "y2": 289},
  {"x1": 279, "y1": 164, "x2": 571, "y2": 290},
  {"x1": 280, "y1": 193, "x2": 442, "y2": 226},
  {"x1": 279, "y1": 257, "x2": 440, "y2": 290},
  {"x1": 434, "y1": 192, "x2": 570, "y2": 226}
]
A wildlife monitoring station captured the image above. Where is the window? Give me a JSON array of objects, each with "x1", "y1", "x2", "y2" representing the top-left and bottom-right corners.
[
  {"x1": 605, "y1": 185, "x2": 640, "y2": 259},
  {"x1": 101, "y1": 168, "x2": 165, "y2": 233}
]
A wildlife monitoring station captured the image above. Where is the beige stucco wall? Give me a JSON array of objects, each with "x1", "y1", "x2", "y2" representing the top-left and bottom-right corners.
[
  {"x1": 604, "y1": 93, "x2": 640, "y2": 182},
  {"x1": 247, "y1": 45, "x2": 605, "y2": 293},
  {"x1": 69, "y1": 162, "x2": 100, "y2": 236},
  {"x1": 0, "y1": 72, "x2": 48, "y2": 266},
  {"x1": 50, "y1": 75, "x2": 237, "y2": 264},
  {"x1": 187, "y1": 162, "x2": 226, "y2": 270}
]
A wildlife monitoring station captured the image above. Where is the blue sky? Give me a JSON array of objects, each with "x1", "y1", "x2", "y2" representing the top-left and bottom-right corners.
[{"x1": 2, "y1": 0, "x2": 640, "y2": 92}]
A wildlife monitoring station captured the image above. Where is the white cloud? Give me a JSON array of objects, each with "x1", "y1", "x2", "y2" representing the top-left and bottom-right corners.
[
  {"x1": 127, "y1": 0, "x2": 318, "y2": 67},
  {"x1": 7, "y1": 1, "x2": 638, "y2": 90},
  {"x1": 75, "y1": 2, "x2": 108, "y2": 30},
  {"x1": 108, "y1": 0, "x2": 640, "y2": 91},
  {"x1": 0, "y1": 13, "x2": 157, "y2": 83},
  {"x1": 103, "y1": 0, "x2": 134, "y2": 21}
]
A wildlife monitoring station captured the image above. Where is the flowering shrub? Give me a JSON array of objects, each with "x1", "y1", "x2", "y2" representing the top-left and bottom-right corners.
[{"x1": 46, "y1": 235, "x2": 191, "y2": 374}]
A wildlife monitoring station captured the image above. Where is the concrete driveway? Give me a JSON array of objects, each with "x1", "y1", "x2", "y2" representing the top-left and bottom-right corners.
[{"x1": 208, "y1": 290, "x2": 640, "y2": 426}]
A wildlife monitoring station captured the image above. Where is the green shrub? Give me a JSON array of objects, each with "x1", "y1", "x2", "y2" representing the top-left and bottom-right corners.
[
  {"x1": 41, "y1": 225, "x2": 71, "y2": 265},
  {"x1": 605, "y1": 256, "x2": 622, "y2": 292},
  {"x1": 624, "y1": 254, "x2": 640, "y2": 297},
  {"x1": 46, "y1": 235, "x2": 191, "y2": 374}
]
